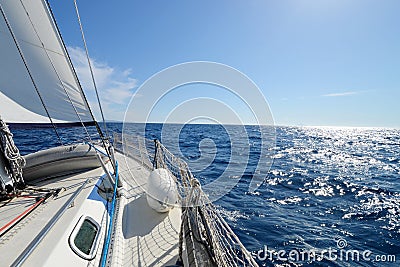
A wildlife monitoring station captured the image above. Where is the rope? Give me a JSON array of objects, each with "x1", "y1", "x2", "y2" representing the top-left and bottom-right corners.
[
  {"x1": 0, "y1": 195, "x2": 45, "y2": 237},
  {"x1": 73, "y1": 0, "x2": 110, "y2": 139},
  {"x1": 0, "y1": 117, "x2": 25, "y2": 193}
]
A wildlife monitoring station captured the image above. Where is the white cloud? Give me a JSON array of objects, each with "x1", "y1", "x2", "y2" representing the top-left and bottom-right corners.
[
  {"x1": 68, "y1": 46, "x2": 137, "y2": 121},
  {"x1": 322, "y1": 91, "x2": 358, "y2": 97}
]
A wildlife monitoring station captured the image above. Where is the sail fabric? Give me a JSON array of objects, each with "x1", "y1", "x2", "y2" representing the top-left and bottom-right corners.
[{"x1": 0, "y1": 0, "x2": 93, "y2": 124}]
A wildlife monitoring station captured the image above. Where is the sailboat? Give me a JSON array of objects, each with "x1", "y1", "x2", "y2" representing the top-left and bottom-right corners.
[{"x1": 0, "y1": 0, "x2": 257, "y2": 266}]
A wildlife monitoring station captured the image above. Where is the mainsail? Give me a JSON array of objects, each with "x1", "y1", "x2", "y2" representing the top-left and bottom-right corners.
[{"x1": 0, "y1": 0, "x2": 94, "y2": 125}]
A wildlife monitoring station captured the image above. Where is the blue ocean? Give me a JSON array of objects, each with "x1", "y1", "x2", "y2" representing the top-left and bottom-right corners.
[{"x1": 11, "y1": 123, "x2": 400, "y2": 266}]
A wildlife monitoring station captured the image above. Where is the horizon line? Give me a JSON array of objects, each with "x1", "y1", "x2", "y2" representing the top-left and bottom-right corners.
[{"x1": 104, "y1": 121, "x2": 400, "y2": 129}]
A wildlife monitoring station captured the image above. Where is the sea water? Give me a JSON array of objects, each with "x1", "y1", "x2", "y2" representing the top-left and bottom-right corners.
[{"x1": 12, "y1": 123, "x2": 400, "y2": 266}]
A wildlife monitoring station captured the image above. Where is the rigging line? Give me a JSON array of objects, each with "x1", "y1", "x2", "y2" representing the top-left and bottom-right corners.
[
  {"x1": 73, "y1": 0, "x2": 110, "y2": 139},
  {"x1": 45, "y1": 0, "x2": 115, "y2": 172},
  {"x1": 0, "y1": 196, "x2": 46, "y2": 237},
  {"x1": 20, "y1": 0, "x2": 92, "y2": 145},
  {"x1": 0, "y1": 2, "x2": 63, "y2": 145},
  {"x1": 44, "y1": 0, "x2": 101, "y2": 136}
]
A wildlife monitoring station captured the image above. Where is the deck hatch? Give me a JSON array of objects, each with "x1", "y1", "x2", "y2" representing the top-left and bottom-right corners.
[{"x1": 69, "y1": 216, "x2": 101, "y2": 260}]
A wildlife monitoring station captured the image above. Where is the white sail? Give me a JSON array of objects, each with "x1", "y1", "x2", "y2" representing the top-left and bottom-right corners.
[{"x1": 0, "y1": 0, "x2": 93, "y2": 124}]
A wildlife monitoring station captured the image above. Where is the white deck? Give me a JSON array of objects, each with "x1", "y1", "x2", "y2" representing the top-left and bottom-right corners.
[
  {"x1": 110, "y1": 152, "x2": 181, "y2": 267},
  {"x1": 0, "y1": 151, "x2": 181, "y2": 267}
]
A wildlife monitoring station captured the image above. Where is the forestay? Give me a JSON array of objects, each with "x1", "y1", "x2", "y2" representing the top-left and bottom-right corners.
[{"x1": 0, "y1": 0, "x2": 92, "y2": 124}]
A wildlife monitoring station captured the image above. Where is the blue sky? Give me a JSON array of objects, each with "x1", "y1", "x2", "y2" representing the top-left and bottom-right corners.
[{"x1": 50, "y1": 0, "x2": 400, "y2": 128}]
